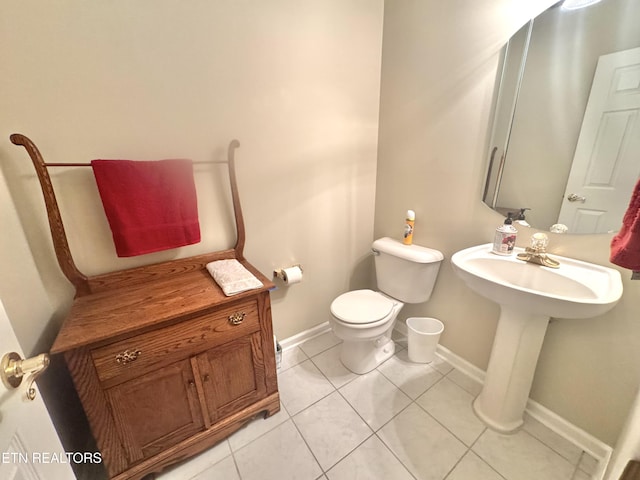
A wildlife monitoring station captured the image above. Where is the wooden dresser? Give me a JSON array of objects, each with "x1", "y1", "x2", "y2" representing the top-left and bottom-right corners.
[{"x1": 11, "y1": 135, "x2": 279, "y2": 479}]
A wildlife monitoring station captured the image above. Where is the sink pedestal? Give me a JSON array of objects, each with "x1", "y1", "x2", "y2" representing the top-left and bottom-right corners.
[{"x1": 473, "y1": 306, "x2": 550, "y2": 433}]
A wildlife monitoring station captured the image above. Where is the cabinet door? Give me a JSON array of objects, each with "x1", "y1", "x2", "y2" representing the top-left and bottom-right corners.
[
  {"x1": 106, "y1": 358, "x2": 205, "y2": 463},
  {"x1": 196, "y1": 331, "x2": 267, "y2": 423}
]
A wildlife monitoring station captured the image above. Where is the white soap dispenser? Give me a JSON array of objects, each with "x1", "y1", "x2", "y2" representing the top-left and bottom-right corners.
[{"x1": 492, "y1": 213, "x2": 518, "y2": 255}]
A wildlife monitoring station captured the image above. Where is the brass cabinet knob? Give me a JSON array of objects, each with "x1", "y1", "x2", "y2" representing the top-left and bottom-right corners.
[
  {"x1": 228, "y1": 312, "x2": 246, "y2": 325},
  {"x1": 115, "y1": 349, "x2": 141, "y2": 365}
]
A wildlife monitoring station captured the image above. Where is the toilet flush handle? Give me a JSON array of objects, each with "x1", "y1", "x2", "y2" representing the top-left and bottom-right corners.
[{"x1": 371, "y1": 248, "x2": 380, "y2": 256}]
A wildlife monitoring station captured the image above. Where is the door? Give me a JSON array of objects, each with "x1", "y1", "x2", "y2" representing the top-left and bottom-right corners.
[
  {"x1": 106, "y1": 358, "x2": 205, "y2": 463},
  {"x1": 196, "y1": 332, "x2": 267, "y2": 423},
  {"x1": 0, "y1": 299, "x2": 75, "y2": 480},
  {"x1": 558, "y1": 47, "x2": 640, "y2": 233}
]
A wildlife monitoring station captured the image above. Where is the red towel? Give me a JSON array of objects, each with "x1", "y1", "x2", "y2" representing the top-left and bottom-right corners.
[
  {"x1": 91, "y1": 159, "x2": 200, "y2": 257},
  {"x1": 610, "y1": 178, "x2": 640, "y2": 270}
]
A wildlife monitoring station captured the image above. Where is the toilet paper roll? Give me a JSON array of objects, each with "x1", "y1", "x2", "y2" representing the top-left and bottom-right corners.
[{"x1": 282, "y1": 266, "x2": 303, "y2": 285}]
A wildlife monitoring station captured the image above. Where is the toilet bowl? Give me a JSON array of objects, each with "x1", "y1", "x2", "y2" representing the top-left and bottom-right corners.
[
  {"x1": 329, "y1": 237, "x2": 444, "y2": 374},
  {"x1": 330, "y1": 289, "x2": 404, "y2": 374}
]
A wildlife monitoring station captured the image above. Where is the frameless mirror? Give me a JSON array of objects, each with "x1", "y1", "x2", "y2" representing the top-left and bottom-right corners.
[{"x1": 483, "y1": 0, "x2": 640, "y2": 234}]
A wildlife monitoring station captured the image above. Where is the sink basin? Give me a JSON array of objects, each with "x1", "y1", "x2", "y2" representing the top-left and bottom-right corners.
[
  {"x1": 451, "y1": 243, "x2": 623, "y2": 433},
  {"x1": 451, "y1": 243, "x2": 622, "y2": 319}
]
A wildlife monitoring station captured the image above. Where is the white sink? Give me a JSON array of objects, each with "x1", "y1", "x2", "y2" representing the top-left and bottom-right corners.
[
  {"x1": 451, "y1": 243, "x2": 623, "y2": 433},
  {"x1": 451, "y1": 243, "x2": 622, "y2": 319}
]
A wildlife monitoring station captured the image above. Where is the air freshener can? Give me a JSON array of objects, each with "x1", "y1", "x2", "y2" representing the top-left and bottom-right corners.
[{"x1": 403, "y1": 210, "x2": 415, "y2": 245}]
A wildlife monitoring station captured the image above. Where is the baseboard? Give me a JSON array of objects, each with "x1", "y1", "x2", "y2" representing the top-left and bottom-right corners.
[
  {"x1": 278, "y1": 321, "x2": 331, "y2": 351},
  {"x1": 434, "y1": 342, "x2": 487, "y2": 385},
  {"x1": 433, "y1": 342, "x2": 612, "y2": 479},
  {"x1": 279, "y1": 322, "x2": 612, "y2": 478},
  {"x1": 525, "y1": 400, "x2": 612, "y2": 480}
]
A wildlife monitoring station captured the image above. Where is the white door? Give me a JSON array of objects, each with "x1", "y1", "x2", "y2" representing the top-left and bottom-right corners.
[
  {"x1": 558, "y1": 47, "x2": 640, "y2": 233},
  {"x1": 0, "y1": 299, "x2": 75, "y2": 480}
]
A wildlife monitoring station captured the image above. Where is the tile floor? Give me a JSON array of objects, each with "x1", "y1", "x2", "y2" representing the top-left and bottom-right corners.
[{"x1": 157, "y1": 331, "x2": 601, "y2": 480}]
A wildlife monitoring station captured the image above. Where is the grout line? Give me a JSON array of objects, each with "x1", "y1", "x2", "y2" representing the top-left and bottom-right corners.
[
  {"x1": 231, "y1": 326, "x2": 609, "y2": 480},
  {"x1": 294, "y1": 349, "x2": 374, "y2": 477},
  {"x1": 287, "y1": 415, "x2": 327, "y2": 476},
  {"x1": 521, "y1": 419, "x2": 587, "y2": 468},
  {"x1": 411, "y1": 375, "x2": 483, "y2": 450},
  {"x1": 306, "y1": 341, "x2": 419, "y2": 477},
  {"x1": 569, "y1": 457, "x2": 582, "y2": 480},
  {"x1": 229, "y1": 445, "x2": 243, "y2": 480}
]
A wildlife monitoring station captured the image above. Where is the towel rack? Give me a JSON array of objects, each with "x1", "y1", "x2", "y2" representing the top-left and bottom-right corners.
[{"x1": 9, "y1": 134, "x2": 247, "y2": 297}]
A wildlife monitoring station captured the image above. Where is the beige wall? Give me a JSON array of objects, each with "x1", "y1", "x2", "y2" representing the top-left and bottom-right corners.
[
  {"x1": 377, "y1": 0, "x2": 640, "y2": 446},
  {"x1": 0, "y1": 0, "x2": 382, "y2": 448},
  {"x1": 0, "y1": 0, "x2": 383, "y2": 342},
  {"x1": 1, "y1": 0, "x2": 638, "y2": 451}
]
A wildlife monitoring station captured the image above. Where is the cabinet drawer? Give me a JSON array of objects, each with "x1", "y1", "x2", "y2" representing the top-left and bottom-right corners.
[{"x1": 92, "y1": 299, "x2": 260, "y2": 385}]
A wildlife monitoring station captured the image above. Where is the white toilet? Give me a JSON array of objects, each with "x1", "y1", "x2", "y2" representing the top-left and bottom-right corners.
[{"x1": 329, "y1": 237, "x2": 444, "y2": 374}]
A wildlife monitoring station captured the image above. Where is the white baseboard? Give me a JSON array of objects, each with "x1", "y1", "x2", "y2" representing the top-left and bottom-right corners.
[
  {"x1": 524, "y1": 400, "x2": 612, "y2": 480},
  {"x1": 278, "y1": 321, "x2": 331, "y2": 351},
  {"x1": 433, "y1": 343, "x2": 612, "y2": 478},
  {"x1": 280, "y1": 322, "x2": 612, "y2": 477}
]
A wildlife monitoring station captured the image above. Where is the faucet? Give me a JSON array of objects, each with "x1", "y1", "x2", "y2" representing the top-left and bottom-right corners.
[{"x1": 516, "y1": 233, "x2": 560, "y2": 268}]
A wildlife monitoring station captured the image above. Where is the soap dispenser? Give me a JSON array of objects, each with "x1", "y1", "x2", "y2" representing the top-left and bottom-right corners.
[
  {"x1": 492, "y1": 213, "x2": 518, "y2": 255},
  {"x1": 515, "y1": 208, "x2": 531, "y2": 227}
]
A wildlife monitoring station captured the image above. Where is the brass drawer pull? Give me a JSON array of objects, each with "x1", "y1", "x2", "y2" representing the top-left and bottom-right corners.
[
  {"x1": 115, "y1": 349, "x2": 141, "y2": 365},
  {"x1": 228, "y1": 312, "x2": 246, "y2": 325}
]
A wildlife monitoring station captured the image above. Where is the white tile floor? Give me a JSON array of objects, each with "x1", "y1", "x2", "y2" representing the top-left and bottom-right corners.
[{"x1": 157, "y1": 331, "x2": 600, "y2": 480}]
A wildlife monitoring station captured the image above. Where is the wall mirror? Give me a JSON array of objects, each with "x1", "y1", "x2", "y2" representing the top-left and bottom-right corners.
[{"x1": 483, "y1": 0, "x2": 640, "y2": 234}]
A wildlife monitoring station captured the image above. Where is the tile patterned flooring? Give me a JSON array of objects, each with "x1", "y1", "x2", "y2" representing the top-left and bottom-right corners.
[{"x1": 157, "y1": 331, "x2": 601, "y2": 480}]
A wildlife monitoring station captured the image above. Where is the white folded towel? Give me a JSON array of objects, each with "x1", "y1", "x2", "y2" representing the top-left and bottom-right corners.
[{"x1": 206, "y1": 259, "x2": 264, "y2": 296}]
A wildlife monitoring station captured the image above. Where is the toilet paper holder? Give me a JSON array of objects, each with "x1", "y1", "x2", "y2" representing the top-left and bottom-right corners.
[{"x1": 273, "y1": 264, "x2": 304, "y2": 281}]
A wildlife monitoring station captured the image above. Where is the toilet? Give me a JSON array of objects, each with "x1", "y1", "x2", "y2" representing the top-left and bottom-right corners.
[{"x1": 329, "y1": 237, "x2": 444, "y2": 374}]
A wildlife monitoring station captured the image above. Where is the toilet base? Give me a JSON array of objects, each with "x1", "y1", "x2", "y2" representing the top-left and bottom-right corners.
[{"x1": 340, "y1": 336, "x2": 396, "y2": 374}]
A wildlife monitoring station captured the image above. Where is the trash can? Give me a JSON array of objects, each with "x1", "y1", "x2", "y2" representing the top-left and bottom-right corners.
[
  {"x1": 407, "y1": 317, "x2": 444, "y2": 363},
  {"x1": 274, "y1": 335, "x2": 282, "y2": 369}
]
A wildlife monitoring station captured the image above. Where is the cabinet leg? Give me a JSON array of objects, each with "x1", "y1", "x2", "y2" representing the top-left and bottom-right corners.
[{"x1": 263, "y1": 394, "x2": 281, "y2": 418}]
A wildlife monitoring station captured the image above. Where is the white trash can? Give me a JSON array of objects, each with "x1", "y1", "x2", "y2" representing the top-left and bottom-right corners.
[{"x1": 407, "y1": 317, "x2": 444, "y2": 363}]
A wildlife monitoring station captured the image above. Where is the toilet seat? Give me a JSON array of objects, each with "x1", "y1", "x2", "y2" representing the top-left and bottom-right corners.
[{"x1": 330, "y1": 289, "x2": 395, "y2": 325}]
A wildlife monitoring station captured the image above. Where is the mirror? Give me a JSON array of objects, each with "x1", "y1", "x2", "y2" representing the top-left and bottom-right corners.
[{"x1": 483, "y1": 0, "x2": 640, "y2": 234}]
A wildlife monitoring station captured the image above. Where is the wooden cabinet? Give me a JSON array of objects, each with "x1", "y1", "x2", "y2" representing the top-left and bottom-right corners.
[
  {"x1": 106, "y1": 359, "x2": 206, "y2": 463},
  {"x1": 11, "y1": 136, "x2": 280, "y2": 479},
  {"x1": 94, "y1": 308, "x2": 272, "y2": 469},
  {"x1": 195, "y1": 333, "x2": 268, "y2": 422},
  {"x1": 55, "y1": 272, "x2": 279, "y2": 480}
]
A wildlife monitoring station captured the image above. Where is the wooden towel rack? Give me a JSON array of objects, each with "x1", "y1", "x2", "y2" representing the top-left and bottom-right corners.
[
  {"x1": 10, "y1": 134, "x2": 279, "y2": 480},
  {"x1": 9, "y1": 134, "x2": 249, "y2": 297}
]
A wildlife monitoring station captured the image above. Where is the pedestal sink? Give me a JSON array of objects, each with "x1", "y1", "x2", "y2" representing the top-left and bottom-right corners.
[{"x1": 451, "y1": 243, "x2": 623, "y2": 433}]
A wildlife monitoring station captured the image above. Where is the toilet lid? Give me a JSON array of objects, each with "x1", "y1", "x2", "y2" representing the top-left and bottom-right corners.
[{"x1": 330, "y1": 289, "x2": 395, "y2": 325}]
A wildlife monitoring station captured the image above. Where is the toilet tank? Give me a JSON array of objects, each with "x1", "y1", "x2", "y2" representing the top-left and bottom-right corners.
[{"x1": 372, "y1": 237, "x2": 444, "y2": 303}]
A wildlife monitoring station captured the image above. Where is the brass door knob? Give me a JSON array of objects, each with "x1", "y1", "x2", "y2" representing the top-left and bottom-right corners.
[{"x1": 1, "y1": 352, "x2": 50, "y2": 401}]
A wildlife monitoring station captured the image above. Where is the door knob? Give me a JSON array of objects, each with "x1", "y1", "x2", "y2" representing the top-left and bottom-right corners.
[
  {"x1": 1, "y1": 352, "x2": 50, "y2": 401},
  {"x1": 567, "y1": 193, "x2": 586, "y2": 203}
]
